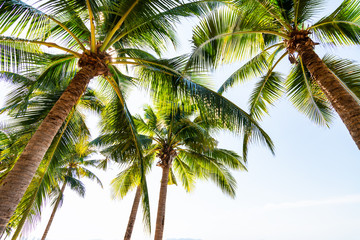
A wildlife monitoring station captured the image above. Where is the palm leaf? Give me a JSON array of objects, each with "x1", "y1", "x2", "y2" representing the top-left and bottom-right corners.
[
  {"x1": 322, "y1": 54, "x2": 360, "y2": 102},
  {"x1": 311, "y1": 0, "x2": 360, "y2": 46},
  {"x1": 0, "y1": 0, "x2": 50, "y2": 40},
  {"x1": 293, "y1": 0, "x2": 323, "y2": 25},
  {"x1": 218, "y1": 51, "x2": 270, "y2": 94},
  {"x1": 286, "y1": 56, "x2": 333, "y2": 125},
  {"x1": 172, "y1": 155, "x2": 195, "y2": 192}
]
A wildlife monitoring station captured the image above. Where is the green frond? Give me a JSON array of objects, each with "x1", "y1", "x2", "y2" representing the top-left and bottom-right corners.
[
  {"x1": 49, "y1": 17, "x2": 90, "y2": 50},
  {"x1": 111, "y1": 164, "x2": 141, "y2": 199},
  {"x1": 103, "y1": 0, "x2": 222, "y2": 54},
  {"x1": 168, "y1": 168, "x2": 178, "y2": 186},
  {"x1": 181, "y1": 149, "x2": 237, "y2": 198},
  {"x1": 0, "y1": 36, "x2": 43, "y2": 72},
  {"x1": 286, "y1": 57, "x2": 333, "y2": 126},
  {"x1": 293, "y1": 0, "x2": 323, "y2": 25},
  {"x1": 0, "y1": 0, "x2": 50, "y2": 40},
  {"x1": 138, "y1": 59, "x2": 274, "y2": 153},
  {"x1": 322, "y1": 54, "x2": 360, "y2": 103},
  {"x1": 190, "y1": 6, "x2": 281, "y2": 70},
  {"x1": 172, "y1": 156, "x2": 195, "y2": 192},
  {"x1": 249, "y1": 71, "x2": 285, "y2": 120},
  {"x1": 311, "y1": 0, "x2": 360, "y2": 46},
  {"x1": 77, "y1": 167, "x2": 103, "y2": 188},
  {"x1": 251, "y1": 0, "x2": 292, "y2": 29},
  {"x1": 218, "y1": 51, "x2": 270, "y2": 94},
  {"x1": 65, "y1": 176, "x2": 85, "y2": 197}
]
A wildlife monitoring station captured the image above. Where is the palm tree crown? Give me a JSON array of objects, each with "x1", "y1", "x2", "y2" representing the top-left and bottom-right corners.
[
  {"x1": 191, "y1": 0, "x2": 360, "y2": 149},
  {"x1": 134, "y1": 103, "x2": 246, "y2": 240}
]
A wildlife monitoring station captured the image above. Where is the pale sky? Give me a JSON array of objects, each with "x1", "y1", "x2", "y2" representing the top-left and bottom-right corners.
[{"x1": 1, "y1": 1, "x2": 360, "y2": 240}]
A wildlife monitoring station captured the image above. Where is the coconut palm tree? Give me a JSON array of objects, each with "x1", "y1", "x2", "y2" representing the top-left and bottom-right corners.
[
  {"x1": 0, "y1": 72, "x2": 103, "y2": 239},
  {"x1": 130, "y1": 104, "x2": 245, "y2": 240},
  {"x1": 40, "y1": 137, "x2": 102, "y2": 240},
  {"x1": 0, "y1": 0, "x2": 274, "y2": 232},
  {"x1": 190, "y1": 0, "x2": 360, "y2": 152},
  {"x1": 96, "y1": 102, "x2": 246, "y2": 240}
]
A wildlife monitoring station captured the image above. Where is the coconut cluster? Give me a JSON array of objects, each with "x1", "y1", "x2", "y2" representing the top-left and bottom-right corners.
[
  {"x1": 78, "y1": 47, "x2": 112, "y2": 76},
  {"x1": 156, "y1": 145, "x2": 178, "y2": 168},
  {"x1": 284, "y1": 29, "x2": 316, "y2": 64}
]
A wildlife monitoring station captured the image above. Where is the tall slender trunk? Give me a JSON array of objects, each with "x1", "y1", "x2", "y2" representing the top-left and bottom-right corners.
[
  {"x1": 154, "y1": 163, "x2": 171, "y2": 240},
  {"x1": 41, "y1": 181, "x2": 67, "y2": 240},
  {"x1": 297, "y1": 43, "x2": 360, "y2": 149},
  {"x1": 0, "y1": 66, "x2": 98, "y2": 234},
  {"x1": 124, "y1": 186, "x2": 141, "y2": 240}
]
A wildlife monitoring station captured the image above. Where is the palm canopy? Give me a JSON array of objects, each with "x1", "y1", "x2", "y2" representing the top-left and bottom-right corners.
[
  {"x1": 96, "y1": 102, "x2": 246, "y2": 235},
  {"x1": 0, "y1": 0, "x2": 274, "y2": 150},
  {"x1": 190, "y1": 0, "x2": 360, "y2": 148},
  {"x1": 135, "y1": 103, "x2": 246, "y2": 194},
  {"x1": 110, "y1": 103, "x2": 246, "y2": 196}
]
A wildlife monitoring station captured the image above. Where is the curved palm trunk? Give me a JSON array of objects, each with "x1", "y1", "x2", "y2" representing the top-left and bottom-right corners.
[
  {"x1": 124, "y1": 186, "x2": 141, "y2": 240},
  {"x1": 41, "y1": 181, "x2": 66, "y2": 240},
  {"x1": 154, "y1": 163, "x2": 171, "y2": 240},
  {"x1": 0, "y1": 66, "x2": 98, "y2": 234},
  {"x1": 297, "y1": 44, "x2": 360, "y2": 149}
]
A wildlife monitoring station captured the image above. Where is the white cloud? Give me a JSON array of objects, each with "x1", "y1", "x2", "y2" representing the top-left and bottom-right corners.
[{"x1": 264, "y1": 194, "x2": 360, "y2": 210}]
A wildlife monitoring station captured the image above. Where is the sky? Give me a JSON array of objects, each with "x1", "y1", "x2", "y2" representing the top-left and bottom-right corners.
[{"x1": 1, "y1": 1, "x2": 360, "y2": 240}]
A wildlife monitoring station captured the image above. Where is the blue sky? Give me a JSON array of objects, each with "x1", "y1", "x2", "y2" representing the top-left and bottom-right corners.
[{"x1": 1, "y1": 1, "x2": 360, "y2": 240}]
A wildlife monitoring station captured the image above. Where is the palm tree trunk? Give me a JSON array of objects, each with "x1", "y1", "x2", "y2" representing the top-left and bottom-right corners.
[
  {"x1": 41, "y1": 181, "x2": 66, "y2": 240},
  {"x1": 154, "y1": 163, "x2": 171, "y2": 240},
  {"x1": 0, "y1": 66, "x2": 98, "y2": 235},
  {"x1": 124, "y1": 186, "x2": 141, "y2": 240},
  {"x1": 297, "y1": 43, "x2": 360, "y2": 149}
]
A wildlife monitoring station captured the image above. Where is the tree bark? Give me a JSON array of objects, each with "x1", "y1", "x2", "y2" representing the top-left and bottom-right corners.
[
  {"x1": 0, "y1": 66, "x2": 98, "y2": 235},
  {"x1": 154, "y1": 163, "x2": 171, "y2": 240},
  {"x1": 41, "y1": 181, "x2": 66, "y2": 240},
  {"x1": 297, "y1": 43, "x2": 360, "y2": 149},
  {"x1": 123, "y1": 186, "x2": 141, "y2": 240}
]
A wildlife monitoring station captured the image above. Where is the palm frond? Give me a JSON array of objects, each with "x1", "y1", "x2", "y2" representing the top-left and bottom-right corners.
[
  {"x1": 286, "y1": 56, "x2": 333, "y2": 125},
  {"x1": 249, "y1": 71, "x2": 285, "y2": 120},
  {"x1": 293, "y1": 0, "x2": 323, "y2": 25},
  {"x1": 181, "y1": 149, "x2": 237, "y2": 198},
  {"x1": 190, "y1": 7, "x2": 280, "y2": 70},
  {"x1": 311, "y1": 0, "x2": 360, "y2": 46},
  {"x1": 0, "y1": 0, "x2": 50, "y2": 40},
  {"x1": 0, "y1": 36, "x2": 43, "y2": 72},
  {"x1": 135, "y1": 55, "x2": 274, "y2": 154},
  {"x1": 218, "y1": 51, "x2": 270, "y2": 94},
  {"x1": 323, "y1": 54, "x2": 360, "y2": 103},
  {"x1": 172, "y1": 156, "x2": 195, "y2": 192}
]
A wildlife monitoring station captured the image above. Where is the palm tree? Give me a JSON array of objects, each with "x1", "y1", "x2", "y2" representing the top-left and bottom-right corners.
[
  {"x1": 41, "y1": 137, "x2": 102, "y2": 240},
  {"x1": 0, "y1": 0, "x2": 273, "y2": 232},
  {"x1": 0, "y1": 73, "x2": 103, "y2": 239},
  {"x1": 190, "y1": 0, "x2": 360, "y2": 151},
  {"x1": 132, "y1": 104, "x2": 246, "y2": 240}
]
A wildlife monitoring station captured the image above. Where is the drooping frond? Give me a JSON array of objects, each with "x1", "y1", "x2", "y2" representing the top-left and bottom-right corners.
[
  {"x1": 286, "y1": 57, "x2": 333, "y2": 126},
  {"x1": 218, "y1": 51, "x2": 270, "y2": 94},
  {"x1": 172, "y1": 156, "x2": 195, "y2": 192},
  {"x1": 180, "y1": 149, "x2": 238, "y2": 198},
  {"x1": 322, "y1": 54, "x2": 360, "y2": 103},
  {"x1": 249, "y1": 71, "x2": 285, "y2": 120},
  {"x1": 135, "y1": 55, "x2": 274, "y2": 154}
]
